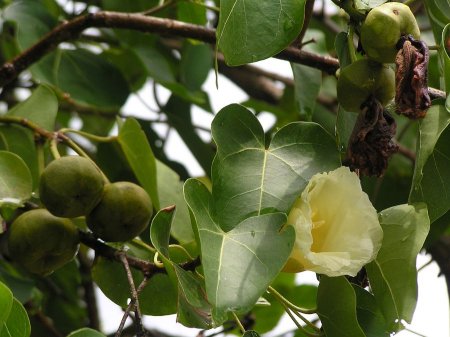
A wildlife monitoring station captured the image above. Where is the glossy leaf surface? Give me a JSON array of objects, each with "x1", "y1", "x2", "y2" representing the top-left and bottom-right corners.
[
  {"x1": 217, "y1": 0, "x2": 306, "y2": 65},
  {"x1": 184, "y1": 178, "x2": 295, "y2": 325}
]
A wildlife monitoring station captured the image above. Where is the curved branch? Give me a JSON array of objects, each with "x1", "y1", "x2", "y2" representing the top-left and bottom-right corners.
[
  {"x1": 0, "y1": 11, "x2": 445, "y2": 102},
  {"x1": 0, "y1": 11, "x2": 338, "y2": 89}
]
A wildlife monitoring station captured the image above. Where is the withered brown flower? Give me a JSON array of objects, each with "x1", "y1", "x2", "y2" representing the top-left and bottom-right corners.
[
  {"x1": 395, "y1": 35, "x2": 431, "y2": 119},
  {"x1": 344, "y1": 97, "x2": 399, "y2": 177}
]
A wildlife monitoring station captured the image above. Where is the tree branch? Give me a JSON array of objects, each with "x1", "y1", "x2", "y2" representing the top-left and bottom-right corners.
[
  {"x1": 77, "y1": 229, "x2": 200, "y2": 277},
  {"x1": 0, "y1": 11, "x2": 339, "y2": 89}
]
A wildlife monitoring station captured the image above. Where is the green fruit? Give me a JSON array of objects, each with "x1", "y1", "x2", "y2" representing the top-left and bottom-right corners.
[
  {"x1": 39, "y1": 156, "x2": 105, "y2": 218},
  {"x1": 337, "y1": 59, "x2": 395, "y2": 112},
  {"x1": 86, "y1": 182, "x2": 153, "y2": 242},
  {"x1": 8, "y1": 209, "x2": 80, "y2": 275},
  {"x1": 361, "y1": 2, "x2": 420, "y2": 63}
]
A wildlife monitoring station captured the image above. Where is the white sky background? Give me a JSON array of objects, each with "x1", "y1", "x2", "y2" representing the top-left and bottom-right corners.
[{"x1": 93, "y1": 58, "x2": 450, "y2": 337}]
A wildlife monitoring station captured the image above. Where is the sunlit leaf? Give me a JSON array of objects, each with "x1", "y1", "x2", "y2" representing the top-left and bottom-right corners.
[
  {"x1": 0, "y1": 125, "x2": 38, "y2": 189},
  {"x1": 0, "y1": 298, "x2": 30, "y2": 337},
  {"x1": 0, "y1": 282, "x2": 13, "y2": 326},
  {"x1": 317, "y1": 276, "x2": 365, "y2": 337},
  {"x1": 157, "y1": 161, "x2": 194, "y2": 244},
  {"x1": 0, "y1": 151, "x2": 32, "y2": 208},
  {"x1": 211, "y1": 104, "x2": 340, "y2": 231},
  {"x1": 118, "y1": 118, "x2": 160, "y2": 209},
  {"x1": 184, "y1": 179, "x2": 295, "y2": 325},
  {"x1": 366, "y1": 203, "x2": 430, "y2": 332},
  {"x1": 217, "y1": 0, "x2": 306, "y2": 65}
]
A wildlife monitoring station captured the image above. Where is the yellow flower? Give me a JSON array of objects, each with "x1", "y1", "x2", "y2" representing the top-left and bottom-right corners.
[{"x1": 283, "y1": 166, "x2": 383, "y2": 277}]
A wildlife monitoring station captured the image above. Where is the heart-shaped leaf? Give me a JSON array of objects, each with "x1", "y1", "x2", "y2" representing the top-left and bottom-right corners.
[
  {"x1": 211, "y1": 104, "x2": 340, "y2": 231},
  {"x1": 184, "y1": 179, "x2": 295, "y2": 325},
  {"x1": 216, "y1": 0, "x2": 306, "y2": 65},
  {"x1": 366, "y1": 203, "x2": 430, "y2": 332},
  {"x1": 150, "y1": 206, "x2": 212, "y2": 328}
]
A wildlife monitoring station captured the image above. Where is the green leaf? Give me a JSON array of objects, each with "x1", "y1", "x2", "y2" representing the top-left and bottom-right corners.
[
  {"x1": 7, "y1": 84, "x2": 58, "y2": 131},
  {"x1": 102, "y1": 48, "x2": 148, "y2": 92},
  {"x1": 217, "y1": 0, "x2": 306, "y2": 65},
  {"x1": 134, "y1": 44, "x2": 176, "y2": 83},
  {"x1": 336, "y1": 106, "x2": 358, "y2": 155},
  {"x1": 67, "y1": 328, "x2": 106, "y2": 337},
  {"x1": 366, "y1": 203, "x2": 430, "y2": 332},
  {"x1": 0, "y1": 125, "x2": 38, "y2": 189},
  {"x1": 440, "y1": 23, "x2": 450, "y2": 94},
  {"x1": 2, "y1": 0, "x2": 56, "y2": 51},
  {"x1": 180, "y1": 43, "x2": 212, "y2": 91},
  {"x1": 32, "y1": 49, "x2": 129, "y2": 109},
  {"x1": 118, "y1": 118, "x2": 160, "y2": 209},
  {"x1": 424, "y1": 0, "x2": 450, "y2": 44},
  {"x1": 353, "y1": 285, "x2": 389, "y2": 337},
  {"x1": 165, "y1": 96, "x2": 215, "y2": 174},
  {"x1": 211, "y1": 104, "x2": 340, "y2": 231},
  {"x1": 184, "y1": 179, "x2": 295, "y2": 325},
  {"x1": 0, "y1": 151, "x2": 32, "y2": 208},
  {"x1": 409, "y1": 104, "x2": 450, "y2": 222},
  {"x1": 0, "y1": 282, "x2": 13, "y2": 326},
  {"x1": 92, "y1": 256, "x2": 177, "y2": 316},
  {"x1": 252, "y1": 274, "x2": 293, "y2": 333},
  {"x1": 157, "y1": 161, "x2": 194, "y2": 244},
  {"x1": 335, "y1": 32, "x2": 352, "y2": 69},
  {"x1": 292, "y1": 63, "x2": 322, "y2": 121},
  {"x1": 317, "y1": 276, "x2": 365, "y2": 337},
  {"x1": 177, "y1": 1, "x2": 207, "y2": 25},
  {"x1": 150, "y1": 207, "x2": 212, "y2": 328},
  {"x1": 0, "y1": 298, "x2": 30, "y2": 337}
]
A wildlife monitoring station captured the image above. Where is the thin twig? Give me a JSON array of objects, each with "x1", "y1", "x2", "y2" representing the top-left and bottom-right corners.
[{"x1": 118, "y1": 253, "x2": 146, "y2": 337}]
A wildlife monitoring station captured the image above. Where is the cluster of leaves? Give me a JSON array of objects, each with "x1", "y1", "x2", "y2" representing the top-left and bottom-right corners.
[{"x1": 0, "y1": 1, "x2": 448, "y2": 337}]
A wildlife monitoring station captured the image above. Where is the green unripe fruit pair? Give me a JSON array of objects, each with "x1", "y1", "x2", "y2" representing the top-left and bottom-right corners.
[
  {"x1": 8, "y1": 209, "x2": 79, "y2": 275},
  {"x1": 87, "y1": 182, "x2": 153, "y2": 242},
  {"x1": 337, "y1": 59, "x2": 395, "y2": 112},
  {"x1": 39, "y1": 156, "x2": 105, "y2": 218},
  {"x1": 361, "y1": 2, "x2": 420, "y2": 63}
]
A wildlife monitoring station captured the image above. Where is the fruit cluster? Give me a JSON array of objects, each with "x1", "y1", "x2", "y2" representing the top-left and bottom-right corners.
[
  {"x1": 337, "y1": 2, "x2": 420, "y2": 112},
  {"x1": 7, "y1": 156, "x2": 153, "y2": 275}
]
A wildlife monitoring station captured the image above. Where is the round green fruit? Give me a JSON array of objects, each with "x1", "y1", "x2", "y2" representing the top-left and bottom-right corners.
[
  {"x1": 337, "y1": 59, "x2": 395, "y2": 112},
  {"x1": 360, "y1": 2, "x2": 420, "y2": 63},
  {"x1": 8, "y1": 209, "x2": 80, "y2": 275},
  {"x1": 39, "y1": 156, "x2": 105, "y2": 218},
  {"x1": 86, "y1": 182, "x2": 153, "y2": 242}
]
